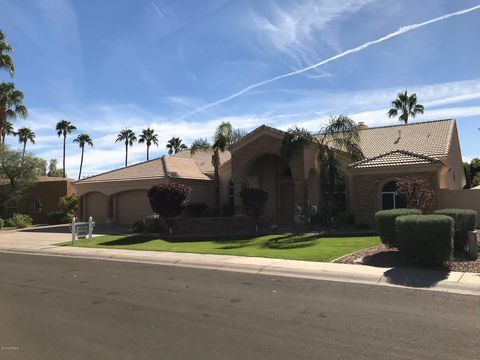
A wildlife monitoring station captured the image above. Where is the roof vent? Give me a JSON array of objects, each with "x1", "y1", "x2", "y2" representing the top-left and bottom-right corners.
[{"x1": 357, "y1": 122, "x2": 369, "y2": 130}]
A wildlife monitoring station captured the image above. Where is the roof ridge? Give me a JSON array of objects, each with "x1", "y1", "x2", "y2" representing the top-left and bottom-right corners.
[
  {"x1": 75, "y1": 156, "x2": 163, "y2": 184},
  {"x1": 359, "y1": 118, "x2": 454, "y2": 131}
]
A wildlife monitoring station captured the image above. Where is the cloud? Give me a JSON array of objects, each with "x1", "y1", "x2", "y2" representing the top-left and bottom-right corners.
[{"x1": 178, "y1": 3, "x2": 480, "y2": 120}]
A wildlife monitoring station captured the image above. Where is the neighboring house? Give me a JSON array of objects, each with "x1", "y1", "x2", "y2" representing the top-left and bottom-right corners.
[
  {"x1": 3, "y1": 177, "x2": 75, "y2": 223},
  {"x1": 74, "y1": 119, "x2": 466, "y2": 225}
]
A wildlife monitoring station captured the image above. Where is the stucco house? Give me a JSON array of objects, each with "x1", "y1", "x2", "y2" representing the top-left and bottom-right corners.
[
  {"x1": 74, "y1": 119, "x2": 466, "y2": 225},
  {"x1": 2, "y1": 176, "x2": 75, "y2": 223}
]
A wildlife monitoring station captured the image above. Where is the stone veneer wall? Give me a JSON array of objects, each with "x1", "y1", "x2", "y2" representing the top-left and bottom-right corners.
[{"x1": 350, "y1": 171, "x2": 438, "y2": 225}]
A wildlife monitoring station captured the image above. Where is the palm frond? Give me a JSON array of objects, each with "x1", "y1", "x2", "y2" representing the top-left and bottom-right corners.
[
  {"x1": 281, "y1": 126, "x2": 315, "y2": 159},
  {"x1": 190, "y1": 138, "x2": 211, "y2": 155}
]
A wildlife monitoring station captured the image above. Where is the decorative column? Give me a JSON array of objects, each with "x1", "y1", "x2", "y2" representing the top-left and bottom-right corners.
[
  {"x1": 106, "y1": 195, "x2": 114, "y2": 225},
  {"x1": 233, "y1": 182, "x2": 246, "y2": 216}
]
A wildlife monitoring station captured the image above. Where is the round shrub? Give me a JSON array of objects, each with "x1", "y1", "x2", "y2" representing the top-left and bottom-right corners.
[
  {"x1": 433, "y1": 209, "x2": 477, "y2": 251},
  {"x1": 0, "y1": 218, "x2": 4, "y2": 230},
  {"x1": 396, "y1": 214, "x2": 453, "y2": 265},
  {"x1": 47, "y1": 211, "x2": 70, "y2": 225},
  {"x1": 375, "y1": 209, "x2": 422, "y2": 248},
  {"x1": 7, "y1": 213, "x2": 33, "y2": 228},
  {"x1": 132, "y1": 219, "x2": 146, "y2": 233}
]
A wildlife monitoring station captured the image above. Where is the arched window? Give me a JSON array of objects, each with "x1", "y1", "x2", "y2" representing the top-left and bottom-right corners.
[{"x1": 381, "y1": 181, "x2": 406, "y2": 210}]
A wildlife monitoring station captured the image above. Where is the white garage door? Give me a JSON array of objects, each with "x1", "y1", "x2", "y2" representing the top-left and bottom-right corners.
[{"x1": 115, "y1": 190, "x2": 153, "y2": 225}]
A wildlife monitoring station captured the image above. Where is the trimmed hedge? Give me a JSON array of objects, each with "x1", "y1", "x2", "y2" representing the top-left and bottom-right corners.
[
  {"x1": 0, "y1": 218, "x2": 4, "y2": 230},
  {"x1": 433, "y1": 209, "x2": 477, "y2": 251},
  {"x1": 375, "y1": 209, "x2": 422, "y2": 248},
  {"x1": 396, "y1": 214, "x2": 453, "y2": 265}
]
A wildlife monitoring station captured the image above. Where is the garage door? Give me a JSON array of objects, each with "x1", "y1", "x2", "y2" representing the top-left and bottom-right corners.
[
  {"x1": 85, "y1": 192, "x2": 107, "y2": 224},
  {"x1": 115, "y1": 190, "x2": 153, "y2": 225}
]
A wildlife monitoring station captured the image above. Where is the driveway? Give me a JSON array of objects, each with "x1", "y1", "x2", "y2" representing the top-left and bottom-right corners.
[{"x1": 0, "y1": 224, "x2": 129, "y2": 252}]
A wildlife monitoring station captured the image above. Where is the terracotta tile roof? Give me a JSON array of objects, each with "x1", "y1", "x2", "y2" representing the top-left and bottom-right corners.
[
  {"x1": 75, "y1": 156, "x2": 210, "y2": 184},
  {"x1": 172, "y1": 149, "x2": 231, "y2": 174},
  {"x1": 349, "y1": 150, "x2": 442, "y2": 169},
  {"x1": 37, "y1": 176, "x2": 74, "y2": 182},
  {"x1": 357, "y1": 119, "x2": 454, "y2": 158}
]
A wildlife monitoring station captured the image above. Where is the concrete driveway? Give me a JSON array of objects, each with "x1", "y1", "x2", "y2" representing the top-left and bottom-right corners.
[{"x1": 0, "y1": 224, "x2": 129, "y2": 252}]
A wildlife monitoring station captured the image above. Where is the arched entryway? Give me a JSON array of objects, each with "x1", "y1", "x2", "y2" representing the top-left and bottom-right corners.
[{"x1": 245, "y1": 154, "x2": 295, "y2": 217}]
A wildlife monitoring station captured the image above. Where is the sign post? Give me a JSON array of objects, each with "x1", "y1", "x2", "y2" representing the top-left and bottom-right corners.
[{"x1": 71, "y1": 217, "x2": 95, "y2": 245}]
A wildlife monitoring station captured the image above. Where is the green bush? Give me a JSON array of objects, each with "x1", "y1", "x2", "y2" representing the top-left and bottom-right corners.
[
  {"x1": 47, "y1": 211, "x2": 70, "y2": 225},
  {"x1": 186, "y1": 202, "x2": 209, "y2": 217},
  {"x1": 433, "y1": 209, "x2": 477, "y2": 251},
  {"x1": 0, "y1": 218, "x2": 4, "y2": 230},
  {"x1": 375, "y1": 209, "x2": 422, "y2": 248},
  {"x1": 132, "y1": 219, "x2": 146, "y2": 233},
  {"x1": 396, "y1": 214, "x2": 453, "y2": 265},
  {"x1": 7, "y1": 213, "x2": 33, "y2": 228}
]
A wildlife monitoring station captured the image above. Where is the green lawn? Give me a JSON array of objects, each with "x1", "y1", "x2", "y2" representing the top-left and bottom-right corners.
[{"x1": 65, "y1": 233, "x2": 381, "y2": 262}]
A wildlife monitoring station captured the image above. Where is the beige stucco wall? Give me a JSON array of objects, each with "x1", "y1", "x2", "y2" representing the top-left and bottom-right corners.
[
  {"x1": 439, "y1": 125, "x2": 466, "y2": 189},
  {"x1": 85, "y1": 192, "x2": 108, "y2": 224},
  {"x1": 439, "y1": 189, "x2": 480, "y2": 224},
  {"x1": 219, "y1": 161, "x2": 232, "y2": 205},
  {"x1": 115, "y1": 190, "x2": 153, "y2": 224}
]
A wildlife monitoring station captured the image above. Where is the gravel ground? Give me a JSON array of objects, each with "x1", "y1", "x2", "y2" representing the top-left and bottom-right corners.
[{"x1": 335, "y1": 243, "x2": 480, "y2": 273}]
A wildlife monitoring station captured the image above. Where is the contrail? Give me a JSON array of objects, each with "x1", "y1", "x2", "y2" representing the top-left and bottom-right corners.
[{"x1": 177, "y1": 4, "x2": 480, "y2": 120}]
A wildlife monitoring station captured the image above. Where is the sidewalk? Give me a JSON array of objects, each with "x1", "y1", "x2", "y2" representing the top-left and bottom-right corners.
[{"x1": 1, "y1": 228, "x2": 479, "y2": 296}]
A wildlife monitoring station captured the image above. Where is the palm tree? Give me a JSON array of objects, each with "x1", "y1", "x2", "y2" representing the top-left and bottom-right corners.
[
  {"x1": 166, "y1": 137, "x2": 188, "y2": 155},
  {"x1": 73, "y1": 133, "x2": 93, "y2": 180},
  {"x1": 55, "y1": 120, "x2": 76, "y2": 178},
  {"x1": 16, "y1": 127, "x2": 35, "y2": 162},
  {"x1": 388, "y1": 91, "x2": 424, "y2": 124},
  {"x1": 116, "y1": 128, "x2": 137, "y2": 167},
  {"x1": 0, "y1": 82, "x2": 27, "y2": 151},
  {"x1": 191, "y1": 122, "x2": 244, "y2": 211},
  {"x1": 138, "y1": 128, "x2": 159, "y2": 161},
  {"x1": 0, "y1": 30, "x2": 14, "y2": 78},
  {"x1": 0, "y1": 120, "x2": 14, "y2": 148},
  {"x1": 281, "y1": 115, "x2": 363, "y2": 223}
]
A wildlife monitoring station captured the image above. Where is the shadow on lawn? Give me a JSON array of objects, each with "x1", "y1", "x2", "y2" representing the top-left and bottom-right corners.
[
  {"x1": 263, "y1": 234, "x2": 318, "y2": 250},
  {"x1": 97, "y1": 234, "x2": 159, "y2": 246}
]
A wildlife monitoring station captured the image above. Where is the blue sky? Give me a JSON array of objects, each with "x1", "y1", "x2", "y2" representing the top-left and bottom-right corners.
[{"x1": 1, "y1": 0, "x2": 480, "y2": 178}]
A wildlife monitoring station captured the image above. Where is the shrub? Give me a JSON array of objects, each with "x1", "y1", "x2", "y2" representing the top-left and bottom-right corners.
[
  {"x1": 186, "y1": 202, "x2": 209, "y2": 217},
  {"x1": 396, "y1": 214, "x2": 453, "y2": 265},
  {"x1": 47, "y1": 211, "x2": 70, "y2": 225},
  {"x1": 433, "y1": 209, "x2": 477, "y2": 251},
  {"x1": 147, "y1": 183, "x2": 191, "y2": 234},
  {"x1": 0, "y1": 218, "x2": 3, "y2": 230},
  {"x1": 333, "y1": 212, "x2": 355, "y2": 228},
  {"x1": 7, "y1": 213, "x2": 33, "y2": 228},
  {"x1": 375, "y1": 208, "x2": 422, "y2": 248},
  {"x1": 396, "y1": 177, "x2": 437, "y2": 213},
  {"x1": 58, "y1": 194, "x2": 78, "y2": 218},
  {"x1": 221, "y1": 202, "x2": 234, "y2": 217},
  {"x1": 297, "y1": 201, "x2": 319, "y2": 225},
  {"x1": 240, "y1": 188, "x2": 269, "y2": 232},
  {"x1": 132, "y1": 219, "x2": 146, "y2": 233}
]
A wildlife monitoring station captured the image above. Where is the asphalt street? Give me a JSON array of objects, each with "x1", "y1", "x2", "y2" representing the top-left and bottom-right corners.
[{"x1": 0, "y1": 252, "x2": 478, "y2": 360}]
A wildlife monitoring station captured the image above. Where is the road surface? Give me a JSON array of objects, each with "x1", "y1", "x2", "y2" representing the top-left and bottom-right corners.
[{"x1": 0, "y1": 253, "x2": 478, "y2": 359}]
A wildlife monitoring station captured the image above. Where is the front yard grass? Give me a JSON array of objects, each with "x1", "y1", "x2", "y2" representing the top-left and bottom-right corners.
[{"x1": 64, "y1": 233, "x2": 381, "y2": 262}]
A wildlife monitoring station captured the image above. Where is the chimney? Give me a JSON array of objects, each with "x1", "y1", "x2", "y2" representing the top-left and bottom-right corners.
[{"x1": 357, "y1": 122, "x2": 369, "y2": 130}]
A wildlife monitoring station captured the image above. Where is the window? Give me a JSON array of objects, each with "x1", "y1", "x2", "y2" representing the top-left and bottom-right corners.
[
  {"x1": 381, "y1": 181, "x2": 406, "y2": 210},
  {"x1": 228, "y1": 181, "x2": 234, "y2": 207},
  {"x1": 27, "y1": 199, "x2": 42, "y2": 214}
]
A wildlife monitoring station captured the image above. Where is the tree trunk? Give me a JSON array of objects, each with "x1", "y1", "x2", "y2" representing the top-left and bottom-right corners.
[
  {"x1": 21, "y1": 142, "x2": 26, "y2": 165},
  {"x1": 78, "y1": 147, "x2": 84, "y2": 180},
  {"x1": 147, "y1": 145, "x2": 149, "y2": 161},
  {"x1": 63, "y1": 135, "x2": 66, "y2": 178},
  {"x1": 125, "y1": 141, "x2": 128, "y2": 167},
  {"x1": 213, "y1": 150, "x2": 220, "y2": 214}
]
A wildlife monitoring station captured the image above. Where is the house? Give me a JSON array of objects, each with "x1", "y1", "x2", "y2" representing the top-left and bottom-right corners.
[
  {"x1": 74, "y1": 119, "x2": 466, "y2": 226},
  {"x1": 3, "y1": 176, "x2": 76, "y2": 223}
]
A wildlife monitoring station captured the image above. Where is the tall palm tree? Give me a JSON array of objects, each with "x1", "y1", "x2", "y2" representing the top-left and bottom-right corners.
[
  {"x1": 191, "y1": 122, "x2": 244, "y2": 212},
  {"x1": 388, "y1": 91, "x2": 424, "y2": 124},
  {"x1": 0, "y1": 30, "x2": 14, "y2": 78},
  {"x1": 55, "y1": 120, "x2": 76, "y2": 178},
  {"x1": 138, "y1": 128, "x2": 159, "y2": 161},
  {"x1": 16, "y1": 127, "x2": 35, "y2": 162},
  {"x1": 166, "y1": 137, "x2": 188, "y2": 155},
  {"x1": 282, "y1": 115, "x2": 363, "y2": 223},
  {"x1": 0, "y1": 120, "x2": 14, "y2": 149},
  {"x1": 116, "y1": 128, "x2": 137, "y2": 167},
  {"x1": 73, "y1": 133, "x2": 93, "y2": 180},
  {"x1": 0, "y1": 82, "x2": 27, "y2": 151}
]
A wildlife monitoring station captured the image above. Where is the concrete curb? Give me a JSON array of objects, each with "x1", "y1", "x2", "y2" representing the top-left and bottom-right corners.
[{"x1": 0, "y1": 245, "x2": 478, "y2": 296}]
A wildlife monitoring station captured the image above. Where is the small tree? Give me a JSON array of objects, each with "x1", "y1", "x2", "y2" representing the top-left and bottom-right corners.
[
  {"x1": 396, "y1": 177, "x2": 436, "y2": 214},
  {"x1": 147, "y1": 183, "x2": 191, "y2": 234},
  {"x1": 58, "y1": 194, "x2": 78, "y2": 219},
  {"x1": 240, "y1": 188, "x2": 269, "y2": 232}
]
